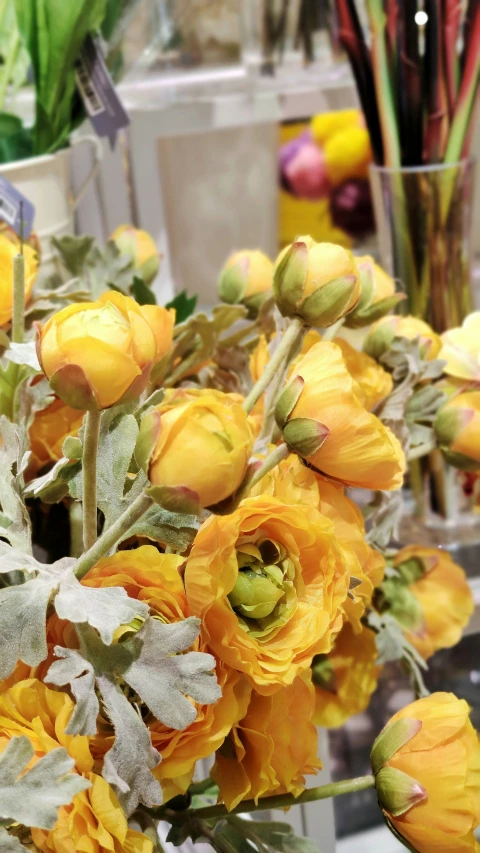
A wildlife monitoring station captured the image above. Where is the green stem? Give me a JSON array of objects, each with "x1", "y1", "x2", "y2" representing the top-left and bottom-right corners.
[
  {"x1": 82, "y1": 409, "x2": 101, "y2": 551},
  {"x1": 12, "y1": 253, "x2": 25, "y2": 344},
  {"x1": 74, "y1": 492, "x2": 153, "y2": 580},
  {"x1": 366, "y1": 0, "x2": 401, "y2": 167},
  {"x1": 248, "y1": 443, "x2": 290, "y2": 490},
  {"x1": 219, "y1": 325, "x2": 258, "y2": 349},
  {"x1": 154, "y1": 776, "x2": 375, "y2": 822},
  {"x1": 321, "y1": 317, "x2": 344, "y2": 342},
  {"x1": 243, "y1": 317, "x2": 304, "y2": 415}
]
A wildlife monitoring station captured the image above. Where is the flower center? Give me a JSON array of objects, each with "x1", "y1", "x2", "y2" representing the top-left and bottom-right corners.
[
  {"x1": 228, "y1": 537, "x2": 297, "y2": 640},
  {"x1": 311, "y1": 654, "x2": 337, "y2": 693}
]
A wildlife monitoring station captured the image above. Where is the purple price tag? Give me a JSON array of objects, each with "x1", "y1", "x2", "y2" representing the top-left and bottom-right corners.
[
  {"x1": 0, "y1": 176, "x2": 35, "y2": 238},
  {"x1": 75, "y1": 34, "x2": 129, "y2": 149}
]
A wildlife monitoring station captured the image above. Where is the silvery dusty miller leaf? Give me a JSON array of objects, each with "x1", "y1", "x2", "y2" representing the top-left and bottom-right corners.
[
  {"x1": 3, "y1": 341, "x2": 41, "y2": 371},
  {"x1": 0, "y1": 417, "x2": 32, "y2": 552},
  {"x1": 0, "y1": 736, "x2": 90, "y2": 829},
  {"x1": 0, "y1": 827, "x2": 27, "y2": 852},
  {"x1": 54, "y1": 573, "x2": 149, "y2": 644},
  {"x1": 45, "y1": 648, "x2": 99, "y2": 736},
  {"x1": 0, "y1": 576, "x2": 55, "y2": 679},
  {"x1": 46, "y1": 618, "x2": 221, "y2": 814}
]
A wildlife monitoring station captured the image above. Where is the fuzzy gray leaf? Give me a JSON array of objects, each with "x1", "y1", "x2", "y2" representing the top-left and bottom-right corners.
[
  {"x1": 0, "y1": 418, "x2": 32, "y2": 552},
  {"x1": 118, "y1": 503, "x2": 200, "y2": 553},
  {"x1": 367, "y1": 612, "x2": 429, "y2": 698},
  {"x1": 99, "y1": 676, "x2": 162, "y2": 814},
  {"x1": 124, "y1": 619, "x2": 221, "y2": 729},
  {"x1": 23, "y1": 457, "x2": 81, "y2": 504},
  {"x1": 46, "y1": 648, "x2": 99, "y2": 736},
  {"x1": 52, "y1": 235, "x2": 96, "y2": 276},
  {"x1": 0, "y1": 737, "x2": 90, "y2": 829},
  {"x1": 0, "y1": 576, "x2": 55, "y2": 679},
  {"x1": 3, "y1": 342, "x2": 41, "y2": 371},
  {"x1": 0, "y1": 827, "x2": 28, "y2": 852},
  {"x1": 54, "y1": 574, "x2": 149, "y2": 644},
  {"x1": 365, "y1": 491, "x2": 403, "y2": 550},
  {"x1": 0, "y1": 542, "x2": 40, "y2": 575}
]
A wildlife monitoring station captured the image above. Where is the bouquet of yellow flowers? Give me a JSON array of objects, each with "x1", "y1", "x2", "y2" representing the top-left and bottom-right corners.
[{"x1": 0, "y1": 227, "x2": 478, "y2": 853}]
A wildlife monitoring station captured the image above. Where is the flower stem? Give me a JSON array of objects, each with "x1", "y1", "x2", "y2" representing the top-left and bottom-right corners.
[
  {"x1": 12, "y1": 253, "x2": 25, "y2": 345},
  {"x1": 248, "y1": 443, "x2": 290, "y2": 491},
  {"x1": 75, "y1": 492, "x2": 153, "y2": 580},
  {"x1": 242, "y1": 317, "x2": 304, "y2": 415},
  {"x1": 321, "y1": 317, "x2": 344, "y2": 342},
  {"x1": 82, "y1": 409, "x2": 101, "y2": 551},
  {"x1": 152, "y1": 776, "x2": 375, "y2": 823}
]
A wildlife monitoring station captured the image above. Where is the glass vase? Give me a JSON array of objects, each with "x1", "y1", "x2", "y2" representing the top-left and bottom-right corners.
[
  {"x1": 370, "y1": 159, "x2": 480, "y2": 550},
  {"x1": 369, "y1": 159, "x2": 475, "y2": 332}
]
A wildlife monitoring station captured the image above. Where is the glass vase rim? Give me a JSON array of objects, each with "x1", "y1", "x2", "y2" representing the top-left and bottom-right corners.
[{"x1": 369, "y1": 157, "x2": 475, "y2": 176}]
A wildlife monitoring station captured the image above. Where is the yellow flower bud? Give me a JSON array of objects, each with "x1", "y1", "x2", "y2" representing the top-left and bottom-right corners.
[
  {"x1": 136, "y1": 388, "x2": 254, "y2": 511},
  {"x1": 218, "y1": 249, "x2": 273, "y2": 314},
  {"x1": 364, "y1": 314, "x2": 442, "y2": 361},
  {"x1": 345, "y1": 255, "x2": 404, "y2": 328},
  {"x1": 37, "y1": 291, "x2": 174, "y2": 410},
  {"x1": 110, "y1": 224, "x2": 160, "y2": 284},
  {"x1": 276, "y1": 341, "x2": 405, "y2": 490},
  {"x1": 371, "y1": 693, "x2": 480, "y2": 853},
  {"x1": 273, "y1": 236, "x2": 361, "y2": 327},
  {"x1": 0, "y1": 233, "x2": 38, "y2": 327},
  {"x1": 435, "y1": 391, "x2": 480, "y2": 470},
  {"x1": 439, "y1": 312, "x2": 480, "y2": 381}
]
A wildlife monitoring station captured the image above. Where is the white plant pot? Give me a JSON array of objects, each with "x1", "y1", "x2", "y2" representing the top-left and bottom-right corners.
[{"x1": 0, "y1": 136, "x2": 102, "y2": 274}]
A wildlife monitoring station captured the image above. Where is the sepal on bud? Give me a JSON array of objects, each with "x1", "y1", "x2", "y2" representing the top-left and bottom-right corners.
[
  {"x1": 218, "y1": 256, "x2": 249, "y2": 304},
  {"x1": 346, "y1": 293, "x2": 406, "y2": 328},
  {"x1": 273, "y1": 241, "x2": 308, "y2": 316},
  {"x1": 371, "y1": 718, "x2": 422, "y2": 774},
  {"x1": 300, "y1": 275, "x2": 358, "y2": 326},
  {"x1": 375, "y1": 766, "x2": 427, "y2": 818},
  {"x1": 135, "y1": 408, "x2": 161, "y2": 473},
  {"x1": 275, "y1": 375, "x2": 305, "y2": 429},
  {"x1": 145, "y1": 484, "x2": 201, "y2": 515},
  {"x1": 283, "y1": 417, "x2": 329, "y2": 456},
  {"x1": 49, "y1": 364, "x2": 97, "y2": 411}
]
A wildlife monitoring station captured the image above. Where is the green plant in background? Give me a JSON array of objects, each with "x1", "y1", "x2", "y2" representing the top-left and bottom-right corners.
[{"x1": 0, "y1": 0, "x2": 139, "y2": 163}]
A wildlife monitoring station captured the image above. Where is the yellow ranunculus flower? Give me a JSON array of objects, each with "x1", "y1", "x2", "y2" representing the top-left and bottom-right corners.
[
  {"x1": 330, "y1": 337, "x2": 393, "y2": 410},
  {"x1": 218, "y1": 249, "x2": 273, "y2": 313},
  {"x1": 273, "y1": 236, "x2": 361, "y2": 327},
  {"x1": 32, "y1": 773, "x2": 153, "y2": 853},
  {"x1": 184, "y1": 496, "x2": 350, "y2": 693},
  {"x1": 28, "y1": 396, "x2": 85, "y2": 476},
  {"x1": 439, "y1": 312, "x2": 480, "y2": 381},
  {"x1": 38, "y1": 291, "x2": 175, "y2": 410},
  {"x1": 372, "y1": 693, "x2": 480, "y2": 853},
  {"x1": 137, "y1": 388, "x2": 253, "y2": 510},
  {"x1": 312, "y1": 623, "x2": 379, "y2": 728},
  {"x1": 364, "y1": 314, "x2": 442, "y2": 362},
  {"x1": 83, "y1": 546, "x2": 249, "y2": 802},
  {"x1": 393, "y1": 546, "x2": 474, "y2": 661},
  {"x1": 0, "y1": 678, "x2": 93, "y2": 772},
  {"x1": 323, "y1": 126, "x2": 372, "y2": 186},
  {"x1": 279, "y1": 341, "x2": 405, "y2": 490},
  {"x1": 310, "y1": 109, "x2": 361, "y2": 145},
  {"x1": 249, "y1": 453, "x2": 385, "y2": 633},
  {"x1": 212, "y1": 675, "x2": 320, "y2": 810},
  {"x1": 110, "y1": 224, "x2": 161, "y2": 285},
  {"x1": 435, "y1": 391, "x2": 480, "y2": 469},
  {"x1": 0, "y1": 232, "x2": 38, "y2": 326}
]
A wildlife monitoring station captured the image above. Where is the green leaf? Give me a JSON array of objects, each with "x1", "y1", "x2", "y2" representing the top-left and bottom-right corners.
[
  {"x1": 23, "y1": 456, "x2": 81, "y2": 503},
  {"x1": 0, "y1": 736, "x2": 90, "y2": 829},
  {"x1": 86, "y1": 241, "x2": 135, "y2": 299},
  {"x1": 133, "y1": 275, "x2": 157, "y2": 305},
  {"x1": 47, "y1": 618, "x2": 221, "y2": 814},
  {"x1": 0, "y1": 112, "x2": 23, "y2": 137},
  {"x1": 166, "y1": 290, "x2": 198, "y2": 324},
  {"x1": 14, "y1": 0, "x2": 107, "y2": 155},
  {"x1": 51, "y1": 235, "x2": 96, "y2": 276},
  {"x1": 189, "y1": 780, "x2": 219, "y2": 810},
  {"x1": 367, "y1": 611, "x2": 429, "y2": 698}
]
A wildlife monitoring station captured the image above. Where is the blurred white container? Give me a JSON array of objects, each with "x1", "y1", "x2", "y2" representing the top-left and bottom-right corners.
[{"x1": 0, "y1": 136, "x2": 102, "y2": 272}]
